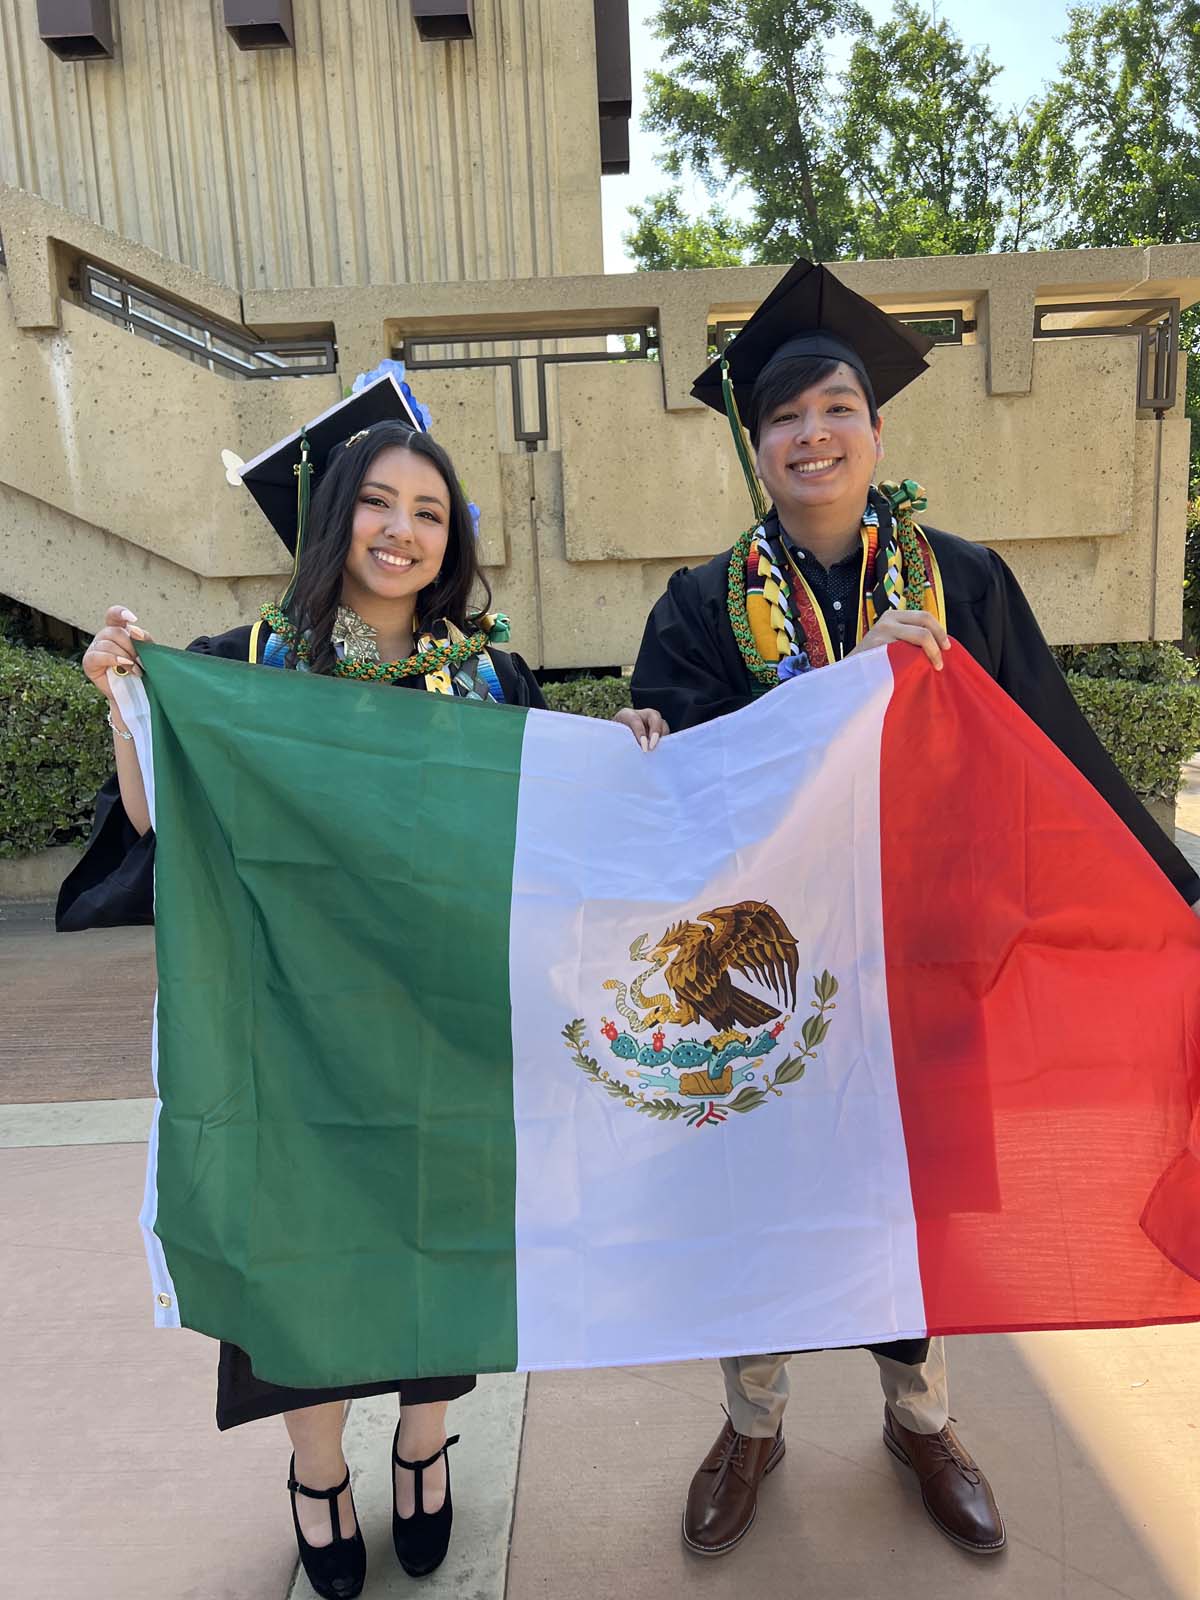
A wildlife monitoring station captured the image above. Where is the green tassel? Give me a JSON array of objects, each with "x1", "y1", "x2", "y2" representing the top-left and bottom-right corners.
[
  {"x1": 280, "y1": 430, "x2": 312, "y2": 611},
  {"x1": 721, "y1": 358, "x2": 769, "y2": 526}
]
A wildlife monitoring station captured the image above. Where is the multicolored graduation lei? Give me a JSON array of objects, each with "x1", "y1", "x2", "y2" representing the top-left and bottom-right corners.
[{"x1": 728, "y1": 479, "x2": 945, "y2": 688}]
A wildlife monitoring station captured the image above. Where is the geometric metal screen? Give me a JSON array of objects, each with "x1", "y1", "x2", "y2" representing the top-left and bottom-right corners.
[
  {"x1": 1033, "y1": 299, "x2": 1181, "y2": 414},
  {"x1": 397, "y1": 326, "x2": 659, "y2": 448}
]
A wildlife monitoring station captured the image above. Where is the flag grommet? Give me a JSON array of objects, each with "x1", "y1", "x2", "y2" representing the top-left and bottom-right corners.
[{"x1": 156, "y1": 1293, "x2": 172, "y2": 1308}]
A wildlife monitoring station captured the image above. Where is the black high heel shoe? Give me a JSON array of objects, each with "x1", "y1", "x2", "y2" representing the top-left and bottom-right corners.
[
  {"x1": 391, "y1": 1423, "x2": 461, "y2": 1577},
  {"x1": 286, "y1": 1454, "x2": 367, "y2": 1600}
]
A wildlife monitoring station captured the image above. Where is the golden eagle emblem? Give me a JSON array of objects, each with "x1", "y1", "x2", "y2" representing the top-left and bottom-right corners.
[
  {"x1": 562, "y1": 899, "x2": 835, "y2": 1131},
  {"x1": 644, "y1": 901, "x2": 799, "y2": 1035}
]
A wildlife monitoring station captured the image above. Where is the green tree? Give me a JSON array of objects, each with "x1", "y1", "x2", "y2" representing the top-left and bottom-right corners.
[
  {"x1": 837, "y1": 3, "x2": 1017, "y2": 257},
  {"x1": 1002, "y1": 104, "x2": 1059, "y2": 254},
  {"x1": 623, "y1": 188, "x2": 748, "y2": 270},
  {"x1": 638, "y1": 0, "x2": 872, "y2": 266},
  {"x1": 633, "y1": 0, "x2": 1048, "y2": 267},
  {"x1": 1035, "y1": 0, "x2": 1200, "y2": 249}
]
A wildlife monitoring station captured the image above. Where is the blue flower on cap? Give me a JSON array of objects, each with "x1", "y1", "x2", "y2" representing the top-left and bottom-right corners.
[
  {"x1": 352, "y1": 359, "x2": 433, "y2": 432},
  {"x1": 776, "y1": 651, "x2": 811, "y2": 682}
]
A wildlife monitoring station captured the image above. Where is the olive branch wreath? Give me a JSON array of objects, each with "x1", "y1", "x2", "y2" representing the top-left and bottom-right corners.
[{"x1": 561, "y1": 971, "x2": 838, "y2": 1128}]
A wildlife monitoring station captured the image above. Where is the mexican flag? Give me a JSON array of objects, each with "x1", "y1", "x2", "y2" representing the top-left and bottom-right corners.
[{"x1": 113, "y1": 642, "x2": 1200, "y2": 1390}]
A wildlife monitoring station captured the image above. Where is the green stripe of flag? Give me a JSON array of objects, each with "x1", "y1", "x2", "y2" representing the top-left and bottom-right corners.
[{"x1": 144, "y1": 642, "x2": 527, "y2": 1387}]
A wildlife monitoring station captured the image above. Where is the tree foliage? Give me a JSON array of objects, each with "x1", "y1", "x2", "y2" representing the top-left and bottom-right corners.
[
  {"x1": 624, "y1": 189, "x2": 748, "y2": 271},
  {"x1": 637, "y1": 0, "x2": 870, "y2": 264},
  {"x1": 630, "y1": 0, "x2": 1200, "y2": 268},
  {"x1": 1034, "y1": 0, "x2": 1200, "y2": 249},
  {"x1": 1032, "y1": 0, "x2": 1200, "y2": 491},
  {"x1": 631, "y1": 0, "x2": 1047, "y2": 265},
  {"x1": 837, "y1": 3, "x2": 1015, "y2": 257},
  {"x1": 629, "y1": 0, "x2": 1200, "y2": 490}
]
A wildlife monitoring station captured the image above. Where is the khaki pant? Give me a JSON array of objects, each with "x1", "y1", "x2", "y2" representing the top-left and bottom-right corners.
[{"x1": 722, "y1": 1337, "x2": 949, "y2": 1439}]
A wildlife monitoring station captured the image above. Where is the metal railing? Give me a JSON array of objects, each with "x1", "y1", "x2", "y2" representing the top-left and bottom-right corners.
[
  {"x1": 711, "y1": 309, "x2": 976, "y2": 356},
  {"x1": 74, "y1": 261, "x2": 336, "y2": 379},
  {"x1": 52, "y1": 257, "x2": 1186, "y2": 418}
]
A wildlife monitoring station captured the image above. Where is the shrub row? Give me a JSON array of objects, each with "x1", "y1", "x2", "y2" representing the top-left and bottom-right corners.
[
  {"x1": 539, "y1": 676, "x2": 632, "y2": 719},
  {"x1": 1062, "y1": 674, "x2": 1200, "y2": 803},
  {"x1": 1053, "y1": 639, "x2": 1196, "y2": 685},
  {"x1": 3, "y1": 642, "x2": 1196, "y2": 859},
  {"x1": 0, "y1": 637, "x2": 110, "y2": 859}
]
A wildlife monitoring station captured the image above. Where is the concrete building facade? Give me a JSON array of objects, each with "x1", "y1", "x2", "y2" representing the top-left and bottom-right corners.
[
  {"x1": 0, "y1": 3, "x2": 1195, "y2": 668},
  {"x1": 0, "y1": 0, "x2": 611, "y2": 287}
]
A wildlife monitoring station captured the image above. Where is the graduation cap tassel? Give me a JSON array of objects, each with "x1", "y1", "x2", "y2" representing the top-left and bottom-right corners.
[
  {"x1": 279, "y1": 430, "x2": 312, "y2": 612},
  {"x1": 720, "y1": 357, "x2": 769, "y2": 526}
]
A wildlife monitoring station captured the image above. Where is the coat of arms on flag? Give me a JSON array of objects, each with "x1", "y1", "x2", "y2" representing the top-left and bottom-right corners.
[{"x1": 563, "y1": 901, "x2": 837, "y2": 1128}]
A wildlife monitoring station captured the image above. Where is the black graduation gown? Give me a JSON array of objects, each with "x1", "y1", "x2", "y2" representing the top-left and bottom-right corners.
[
  {"x1": 56, "y1": 624, "x2": 547, "y2": 1429},
  {"x1": 631, "y1": 526, "x2": 1200, "y2": 906}
]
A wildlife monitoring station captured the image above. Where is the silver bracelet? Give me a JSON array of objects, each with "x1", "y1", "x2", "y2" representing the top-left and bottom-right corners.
[{"x1": 107, "y1": 711, "x2": 134, "y2": 742}]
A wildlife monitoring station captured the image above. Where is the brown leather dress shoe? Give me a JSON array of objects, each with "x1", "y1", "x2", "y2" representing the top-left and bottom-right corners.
[
  {"x1": 682, "y1": 1416, "x2": 785, "y2": 1556},
  {"x1": 883, "y1": 1407, "x2": 1005, "y2": 1553}
]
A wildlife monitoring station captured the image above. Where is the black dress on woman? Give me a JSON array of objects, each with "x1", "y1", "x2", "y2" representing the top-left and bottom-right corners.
[{"x1": 57, "y1": 623, "x2": 547, "y2": 1429}]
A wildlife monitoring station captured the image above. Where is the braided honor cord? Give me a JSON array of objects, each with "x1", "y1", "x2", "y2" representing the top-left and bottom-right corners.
[
  {"x1": 878, "y1": 478, "x2": 931, "y2": 611},
  {"x1": 259, "y1": 603, "x2": 496, "y2": 684}
]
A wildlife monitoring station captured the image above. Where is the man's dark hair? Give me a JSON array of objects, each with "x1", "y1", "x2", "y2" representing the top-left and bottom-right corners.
[
  {"x1": 748, "y1": 355, "x2": 879, "y2": 446},
  {"x1": 284, "y1": 421, "x2": 490, "y2": 674}
]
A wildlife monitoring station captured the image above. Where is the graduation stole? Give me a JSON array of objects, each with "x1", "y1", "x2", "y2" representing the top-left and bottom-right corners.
[
  {"x1": 729, "y1": 480, "x2": 945, "y2": 686},
  {"x1": 251, "y1": 604, "x2": 508, "y2": 701}
]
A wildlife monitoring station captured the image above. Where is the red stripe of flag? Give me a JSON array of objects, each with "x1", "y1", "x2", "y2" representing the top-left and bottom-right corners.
[{"x1": 880, "y1": 643, "x2": 1200, "y2": 1335}]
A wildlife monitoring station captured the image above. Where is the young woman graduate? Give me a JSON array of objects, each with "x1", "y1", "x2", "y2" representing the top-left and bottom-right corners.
[
  {"x1": 629, "y1": 262, "x2": 1200, "y2": 1563},
  {"x1": 58, "y1": 373, "x2": 665, "y2": 1599}
]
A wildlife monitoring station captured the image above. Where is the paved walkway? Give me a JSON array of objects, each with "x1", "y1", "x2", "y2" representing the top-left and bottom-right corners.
[{"x1": 3, "y1": 888, "x2": 1199, "y2": 1600}]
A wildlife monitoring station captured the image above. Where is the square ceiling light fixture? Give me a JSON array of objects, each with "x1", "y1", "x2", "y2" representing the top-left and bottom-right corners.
[
  {"x1": 37, "y1": 0, "x2": 115, "y2": 60},
  {"x1": 411, "y1": 1, "x2": 475, "y2": 41},
  {"x1": 223, "y1": 0, "x2": 295, "y2": 50}
]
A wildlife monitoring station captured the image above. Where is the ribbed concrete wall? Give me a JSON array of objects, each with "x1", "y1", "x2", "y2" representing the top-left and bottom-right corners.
[{"x1": 0, "y1": 0, "x2": 603, "y2": 290}]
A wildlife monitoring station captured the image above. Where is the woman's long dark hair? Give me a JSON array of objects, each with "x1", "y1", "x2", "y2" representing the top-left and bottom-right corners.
[{"x1": 283, "y1": 422, "x2": 491, "y2": 675}]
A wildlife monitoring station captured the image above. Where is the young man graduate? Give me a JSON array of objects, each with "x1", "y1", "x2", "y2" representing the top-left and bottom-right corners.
[{"x1": 630, "y1": 260, "x2": 1200, "y2": 1560}]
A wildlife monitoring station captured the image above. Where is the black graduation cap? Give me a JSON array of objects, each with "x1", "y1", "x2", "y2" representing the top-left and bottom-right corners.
[
  {"x1": 692, "y1": 259, "x2": 934, "y2": 420},
  {"x1": 236, "y1": 374, "x2": 423, "y2": 555}
]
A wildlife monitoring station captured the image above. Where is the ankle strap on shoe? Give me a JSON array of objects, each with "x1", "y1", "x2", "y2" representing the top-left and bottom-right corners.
[
  {"x1": 394, "y1": 1434, "x2": 460, "y2": 1472},
  {"x1": 287, "y1": 1461, "x2": 351, "y2": 1500}
]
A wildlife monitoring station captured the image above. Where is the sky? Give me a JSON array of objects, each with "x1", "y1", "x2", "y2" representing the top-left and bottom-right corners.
[{"x1": 600, "y1": 0, "x2": 1081, "y2": 271}]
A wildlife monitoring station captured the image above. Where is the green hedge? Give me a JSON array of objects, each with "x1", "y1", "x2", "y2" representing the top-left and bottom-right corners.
[
  {"x1": 1053, "y1": 639, "x2": 1196, "y2": 685},
  {"x1": 1063, "y1": 674, "x2": 1200, "y2": 803},
  {"x1": 1052, "y1": 641, "x2": 1200, "y2": 802},
  {"x1": 1, "y1": 637, "x2": 110, "y2": 859},
  {"x1": 2, "y1": 638, "x2": 1197, "y2": 860},
  {"x1": 540, "y1": 676, "x2": 632, "y2": 719}
]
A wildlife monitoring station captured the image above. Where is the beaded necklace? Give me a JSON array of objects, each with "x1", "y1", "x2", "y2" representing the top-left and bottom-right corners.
[
  {"x1": 727, "y1": 479, "x2": 941, "y2": 687},
  {"x1": 258, "y1": 602, "x2": 507, "y2": 686}
]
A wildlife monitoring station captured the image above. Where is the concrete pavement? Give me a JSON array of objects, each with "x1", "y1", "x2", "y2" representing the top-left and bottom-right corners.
[{"x1": 4, "y1": 881, "x2": 1199, "y2": 1599}]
